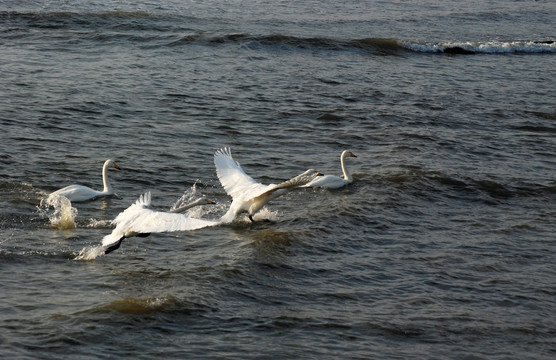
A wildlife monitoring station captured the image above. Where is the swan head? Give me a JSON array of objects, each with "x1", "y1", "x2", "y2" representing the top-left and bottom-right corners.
[
  {"x1": 190, "y1": 198, "x2": 216, "y2": 206},
  {"x1": 342, "y1": 150, "x2": 357, "y2": 158},
  {"x1": 194, "y1": 197, "x2": 216, "y2": 205},
  {"x1": 104, "y1": 159, "x2": 121, "y2": 170}
]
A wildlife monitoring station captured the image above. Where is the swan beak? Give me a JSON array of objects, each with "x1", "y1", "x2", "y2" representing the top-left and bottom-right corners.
[
  {"x1": 205, "y1": 199, "x2": 216, "y2": 205},
  {"x1": 349, "y1": 152, "x2": 357, "y2": 158},
  {"x1": 113, "y1": 162, "x2": 121, "y2": 170},
  {"x1": 315, "y1": 171, "x2": 324, "y2": 176}
]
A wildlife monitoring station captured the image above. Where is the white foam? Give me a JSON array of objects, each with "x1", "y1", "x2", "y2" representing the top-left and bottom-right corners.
[
  {"x1": 402, "y1": 40, "x2": 556, "y2": 54},
  {"x1": 74, "y1": 245, "x2": 105, "y2": 261},
  {"x1": 38, "y1": 195, "x2": 78, "y2": 230}
]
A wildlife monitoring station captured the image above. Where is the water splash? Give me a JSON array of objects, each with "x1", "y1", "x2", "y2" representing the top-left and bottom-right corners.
[
  {"x1": 170, "y1": 183, "x2": 225, "y2": 218},
  {"x1": 38, "y1": 195, "x2": 78, "y2": 229},
  {"x1": 86, "y1": 218, "x2": 111, "y2": 228},
  {"x1": 74, "y1": 245, "x2": 105, "y2": 261},
  {"x1": 169, "y1": 182, "x2": 202, "y2": 211}
]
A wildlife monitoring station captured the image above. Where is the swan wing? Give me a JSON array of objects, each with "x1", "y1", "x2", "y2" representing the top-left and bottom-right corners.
[
  {"x1": 214, "y1": 148, "x2": 268, "y2": 200},
  {"x1": 102, "y1": 192, "x2": 152, "y2": 247},
  {"x1": 101, "y1": 227, "x2": 125, "y2": 247},
  {"x1": 111, "y1": 191, "x2": 151, "y2": 226},
  {"x1": 125, "y1": 209, "x2": 220, "y2": 234}
]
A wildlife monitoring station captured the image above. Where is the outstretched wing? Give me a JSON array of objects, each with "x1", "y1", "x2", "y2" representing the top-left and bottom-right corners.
[
  {"x1": 124, "y1": 208, "x2": 220, "y2": 234},
  {"x1": 214, "y1": 147, "x2": 268, "y2": 200},
  {"x1": 111, "y1": 191, "x2": 152, "y2": 226}
]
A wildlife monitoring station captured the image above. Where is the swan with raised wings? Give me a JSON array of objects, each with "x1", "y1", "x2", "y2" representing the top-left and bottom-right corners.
[
  {"x1": 214, "y1": 147, "x2": 321, "y2": 223},
  {"x1": 303, "y1": 150, "x2": 357, "y2": 189},
  {"x1": 48, "y1": 159, "x2": 121, "y2": 202},
  {"x1": 100, "y1": 192, "x2": 219, "y2": 254}
]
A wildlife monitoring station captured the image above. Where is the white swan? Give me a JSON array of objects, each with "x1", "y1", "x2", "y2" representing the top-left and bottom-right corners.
[
  {"x1": 100, "y1": 192, "x2": 219, "y2": 254},
  {"x1": 303, "y1": 150, "x2": 357, "y2": 189},
  {"x1": 48, "y1": 159, "x2": 121, "y2": 202},
  {"x1": 214, "y1": 147, "x2": 321, "y2": 223}
]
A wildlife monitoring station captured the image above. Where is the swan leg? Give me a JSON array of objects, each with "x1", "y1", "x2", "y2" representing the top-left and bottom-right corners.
[
  {"x1": 136, "y1": 233, "x2": 151, "y2": 238},
  {"x1": 104, "y1": 237, "x2": 124, "y2": 254},
  {"x1": 249, "y1": 215, "x2": 255, "y2": 222}
]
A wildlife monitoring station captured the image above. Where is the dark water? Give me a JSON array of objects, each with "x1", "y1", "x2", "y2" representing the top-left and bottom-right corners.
[{"x1": 1, "y1": 0, "x2": 555, "y2": 358}]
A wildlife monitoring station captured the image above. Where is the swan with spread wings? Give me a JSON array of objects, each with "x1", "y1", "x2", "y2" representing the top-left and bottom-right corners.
[{"x1": 214, "y1": 147, "x2": 321, "y2": 223}]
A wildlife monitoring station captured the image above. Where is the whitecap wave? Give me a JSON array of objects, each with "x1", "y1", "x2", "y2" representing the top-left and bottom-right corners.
[{"x1": 402, "y1": 40, "x2": 556, "y2": 54}]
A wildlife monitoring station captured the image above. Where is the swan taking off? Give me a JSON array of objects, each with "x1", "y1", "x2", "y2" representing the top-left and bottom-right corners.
[
  {"x1": 48, "y1": 159, "x2": 121, "y2": 202},
  {"x1": 214, "y1": 147, "x2": 321, "y2": 223},
  {"x1": 100, "y1": 192, "x2": 219, "y2": 255},
  {"x1": 303, "y1": 150, "x2": 357, "y2": 189}
]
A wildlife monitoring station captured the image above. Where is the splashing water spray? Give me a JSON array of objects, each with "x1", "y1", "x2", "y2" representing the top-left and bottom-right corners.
[{"x1": 38, "y1": 195, "x2": 78, "y2": 230}]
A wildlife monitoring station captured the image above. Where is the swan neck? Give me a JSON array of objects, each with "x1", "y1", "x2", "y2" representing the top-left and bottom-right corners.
[
  {"x1": 102, "y1": 161, "x2": 112, "y2": 193},
  {"x1": 340, "y1": 152, "x2": 352, "y2": 182},
  {"x1": 171, "y1": 198, "x2": 204, "y2": 213},
  {"x1": 182, "y1": 199, "x2": 203, "y2": 211}
]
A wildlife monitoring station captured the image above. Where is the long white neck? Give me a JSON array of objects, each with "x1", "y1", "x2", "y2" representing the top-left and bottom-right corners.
[
  {"x1": 340, "y1": 150, "x2": 352, "y2": 182},
  {"x1": 170, "y1": 198, "x2": 206, "y2": 213},
  {"x1": 102, "y1": 160, "x2": 112, "y2": 194}
]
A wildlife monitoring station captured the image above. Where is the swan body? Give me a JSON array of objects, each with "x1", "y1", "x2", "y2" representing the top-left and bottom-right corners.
[
  {"x1": 48, "y1": 159, "x2": 120, "y2": 202},
  {"x1": 214, "y1": 147, "x2": 320, "y2": 223},
  {"x1": 304, "y1": 150, "x2": 357, "y2": 189},
  {"x1": 101, "y1": 192, "x2": 219, "y2": 254}
]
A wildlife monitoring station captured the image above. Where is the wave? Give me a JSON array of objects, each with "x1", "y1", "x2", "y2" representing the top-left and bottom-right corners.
[
  {"x1": 169, "y1": 34, "x2": 556, "y2": 55},
  {"x1": 2, "y1": 11, "x2": 554, "y2": 55},
  {"x1": 93, "y1": 295, "x2": 210, "y2": 315},
  {"x1": 374, "y1": 169, "x2": 556, "y2": 201},
  {"x1": 402, "y1": 40, "x2": 556, "y2": 54}
]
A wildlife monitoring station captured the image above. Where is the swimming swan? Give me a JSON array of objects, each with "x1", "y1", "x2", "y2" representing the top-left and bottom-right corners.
[
  {"x1": 100, "y1": 192, "x2": 219, "y2": 254},
  {"x1": 303, "y1": 150, "x2": 357, "y2": 189},
  {"x1": 214, "y1": 147, "x2": 321, "y2": 223},
  {"x1": 48, "y1": 159, "x2": 121, "y2": 202}
]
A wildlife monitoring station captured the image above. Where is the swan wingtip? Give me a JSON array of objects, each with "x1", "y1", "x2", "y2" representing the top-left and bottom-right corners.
[
  {"x1": 135, "y1": 191, "x2": 151, "y2": 207},
  {"x1": 214, "y1": 147, "x2": 232, "y2": 158}
]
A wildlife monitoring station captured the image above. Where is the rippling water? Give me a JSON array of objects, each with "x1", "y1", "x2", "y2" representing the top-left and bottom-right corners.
[{"x1": 1, "y1": 0, "x2": 555, "y2": 359}]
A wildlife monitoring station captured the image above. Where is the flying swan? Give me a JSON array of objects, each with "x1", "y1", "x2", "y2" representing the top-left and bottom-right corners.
[
  {"x1": 303, "y1": 150, "x2": 357, "y2": 189},
  {"x1": 98, "y1": 191, "x2": 220, "y2": 254},
  {"x1": 214, "y1": 147, "x2": 321, "y2": 223},
  {"x1": 47, "y1": 159, "x2": 121, "y2": 202}
]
